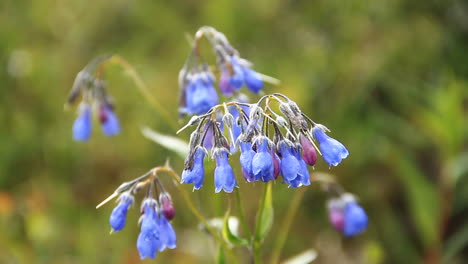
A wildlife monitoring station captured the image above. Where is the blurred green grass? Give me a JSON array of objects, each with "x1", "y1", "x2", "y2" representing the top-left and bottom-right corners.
[{"x1": 0, "y1": 0, "x2": 467, "y2": 263}]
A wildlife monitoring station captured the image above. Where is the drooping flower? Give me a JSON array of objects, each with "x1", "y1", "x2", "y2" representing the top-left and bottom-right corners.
[
  {"x1": 183, "y1": 73, "x2": 219, "y2": 115},
  {"x1": 219, "y1": 68, "x2": 235, "y2": 96},
  {"x1": 228, "y1": 57, "x2": 244, "y2": 90},
  {"x1": 214, "y1": 148, "x2": 237, "y2": 193},
  {"x1": 181, "y1": 147, "x2": 206, "y2": 190},
  {"x1": 252, "y1": 137, "x2": 275, "y2": 182},
  {"x1": 73, "y1": 103, "x2": 92, "y2": 141},
  {"x1": 293, "y1": 146, "x2": 311, "y2": 186},
  {"x1": 137, "y1": 199, "x2": 160, "y2": 259},
  {"x1": 99, "y1": 105, "x2": 120, "y2": 136},
  {"x1": 243, "y1": 66, "x2": 263, "y2": 94},
  {"x1": 327, "y1": 194, "x2": 368, "y2": 237},
  {"x1": 158, "y1": 215, "x2": 177, "y2": 251},
  {"x1": 109, "y1": 193, "x2": 134, "y2": 232},
  {"x1": 312, "y1": 125, "x2": 349, "y2": 167},
  {"x1": 239, "y1": 142, "x2": 256, "y2": 182},
  {"x1": 327, "y1": 199, "x2": 345, "y2": 232},
  {"x1": 278, "y1": 141, "x2": 301, "y2": 187}
]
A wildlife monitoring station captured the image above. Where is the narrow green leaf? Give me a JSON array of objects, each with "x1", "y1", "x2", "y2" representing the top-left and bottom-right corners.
[
  {"x1": 141, "y1": 126, "x2": 189, "y2": 158},
  {"x1": 255, "y1": 182, "x2": 274, "y2": 243},
  {"x1": 222, "y1": 209, "x2": 248, "y2": 246}
]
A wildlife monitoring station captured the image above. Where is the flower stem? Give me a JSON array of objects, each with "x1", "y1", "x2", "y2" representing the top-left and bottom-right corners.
[
  {"x1": 252, "y1": 182, "x2": 271, "y2": 264},
  {"x1": 108, "y1": 55, "x2": 179, "y2": 131},
  {"x1": 269, "y1": 187, "x2": 306, "y2": 264},
  {"x1": 235, "y1": 188, "x2": 252, "y2": 238}
]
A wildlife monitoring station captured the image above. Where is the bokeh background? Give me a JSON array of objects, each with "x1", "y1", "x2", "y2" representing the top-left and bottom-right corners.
[{"x1": 1, "y1": 0, "x2": 467, "y2": 263}]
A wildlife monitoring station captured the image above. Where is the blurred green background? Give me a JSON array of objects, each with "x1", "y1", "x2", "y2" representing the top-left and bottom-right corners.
[{"x1": 1, "y1": 0, "x2": 467, "y2": 263}]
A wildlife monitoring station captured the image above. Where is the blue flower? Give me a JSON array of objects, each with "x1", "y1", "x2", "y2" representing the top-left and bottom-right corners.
[
  {"x1": 239, "y1": 142, "x2": 256, "y2": 182},
  {"x1": 137, "y1": 200, "x2": 160, "y2": 259},
  {"x1": 278, "y1": 142, "x2": 301, "y2": 187},
  {"x1": 73, "y1": 104, "x2": 92, "y2": 141},
  {"x1": 109, "y1": 193, "x2": 134, "y2": 232},
  {"x1": 243, "y1": 67, "x2": 263, "y2": 93},
  {"x1": 229, "y1": 57, "x2": 244, "y2": 90},
  {"x1": 219, "y1": 68, "x2": 235, "y2": 96},
  {"x1": 99, "y1": 106, "x2": 120, "y2": 136},
  {"x1": 214, "y1": 149, "x2": 237, "y2": 193},
  {"x1": 252, "y1": 138, "x2": 275, "y2": 182},
  {"x1": 312, "y1": 126, "x2": 349, "y2": 167},
  {"x1": 343, "y1": 202, "x2": 368, "y2": 237},
  {"x1": 292, "y1": 146, "x2": 311, "y2": 186},
  {"x1": 184, "y1": 73, "x2": 219, "y2": 115},
  {"x1": 158, "y1": 216, "x2": 177, "y2": 251},
  {"x1": 181, "y1": 147, "x2": 206, "y2": 190}
]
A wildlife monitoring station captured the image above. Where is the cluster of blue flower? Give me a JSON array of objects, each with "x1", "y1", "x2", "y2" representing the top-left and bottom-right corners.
[
  {"x1": 101, "y1": 170, "x2": 177, "y2": 259},
  {"x1": 327, "y1": 193, "x2": 368, "y2": 237},
  {"x1": 178, "y1": 26, "x2": 268, "y2": 116},
  {"x1": 67, "y1": 56, "x2": 120, "y2": 141},
  {"x1": 179, "y1": 93, "x2": 349, "y2": 192}
]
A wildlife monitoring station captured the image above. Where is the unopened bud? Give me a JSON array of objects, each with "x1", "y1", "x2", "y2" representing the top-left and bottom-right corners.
[
  {"x1": 160, "y1": 194, "x2": 175, "y2": 220},
  {"x1": 300, "y1": 134, "x2": 317, "y2": 166}
]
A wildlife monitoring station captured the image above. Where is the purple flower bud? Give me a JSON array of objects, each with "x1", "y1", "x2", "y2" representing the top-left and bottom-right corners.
[
  {"x1": 272, "y1": 151, "x2": 281, "y2": 180},
  {"x1": 219, "y1": 69, "x2": 235, "y2": 96},
  {"x1": 159, "y1": 194, "x2": 175, "y2": 221},
  {"x1": 299, "y1": 134, "x2": 317, "y2": 166}
]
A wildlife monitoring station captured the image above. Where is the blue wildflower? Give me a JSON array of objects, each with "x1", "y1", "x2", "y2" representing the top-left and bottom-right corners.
[
  {"x1": 158, "y1": 215, "x2": 177, "y2": 251},
  {"x1": 278, "y1": 141, "x2": 301, "y2": 187},
  {"x1": 252, "y1": 137, "x2": 275, "y2": 182},
  {"x1": 229, "y1": 57, "x2": 244, "y2": 90},
  {"x1": 184, "y1": 73, "x2": 219, "y2": 115},
  {"x1": 73, "y1": 104, "x2": 92, "y2": 141},
  {"x1": 181, "y1": 147, "x2": 206, "y2": 190},
  {"x1": 99, "y1": 106, "x2": 120, "y2": 136},
  {"x1": 343, "y1": 201, "x2": 368, "y2": 237},
  {"x1": 243, "y1": 67, "x2": 263, "y2": 93},
  {"x1": 214, "y1": 149, "x2": 237, "y2": 193},
  {"x1": 293, "y1": 146, "x2": 311, "y2": 186},
  {"x1": 137, "y1": 200, "x2": 160, "y2": 259},
  {"x1": 239, "y1": 142, "x2": 256, "y2": 182},
  {"x1": 312, "y1": 125, "x2": 349, "y2": 167},
  {"x1": 109, "y1": 193, "x2": 134, "y2": 232},
  {"x1": 219, "y1": 68, "x2": 235, "y2": 96}
]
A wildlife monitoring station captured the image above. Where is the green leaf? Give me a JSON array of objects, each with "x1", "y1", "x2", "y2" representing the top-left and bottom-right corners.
[
  {"x1": 141, "y1": 126, "x2": 189, "y2": 158},
  {"x1": 217, "y1": 244, "x2": 226, "y2": 264},
  {"x1": 222, "y1": 209, "x2": 248, "y2": 246},
  {"x1": 255, "y1": 182, "x2": 274, "y2": 243}
]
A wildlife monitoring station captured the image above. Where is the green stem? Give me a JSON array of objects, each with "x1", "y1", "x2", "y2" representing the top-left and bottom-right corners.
[
  {"x1": 269, "y1": 187, "x2": 306, "y2": 264},
  {"x1": 161, "y1": 168, "x2": 238, "y2": 263},
  {"x1": 253, "y1": 182, "x2": 271, "y2": 264},
  {"x1": 109, "y1": 55, "x2": 179, "y2": 131},
  {"x1": 235, "y1": 189, "x2": 252, "y2": 238}
]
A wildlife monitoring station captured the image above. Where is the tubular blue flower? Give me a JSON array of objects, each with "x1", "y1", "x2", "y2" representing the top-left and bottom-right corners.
[
  {"x1": 184, "y1": 73, "x2": 219, "y2": 115},
  {"x1": 158, "y1": 215, "x2": 177, "y2": 251},
  {"x1": 278, "y1": 141, "x2": 301, "y2": 187},
  {"x1": 109, "y1": 193, "x2": 134, "y2": 232},
  {"x1": 181, "y1": 147, "x2": 206, "y2": 190},
  {"x1": 99, "y1": 106, "x2": 120, "y2": 136},
  {"x1": 73, "y1": 104, "x2": 92, "y2": 141},
  {"x1": 293, "y1": 146, "x2": 311, "y2": 186},
  {"x1": 239, "y1": 142, "x2": 256, "y2": 182},
  {"x1": 312, "y1": 125, "x2": 349, "y2": 167},
  {"x1": 214, "y1": 149, "x2": 237, "y2": 193},
  {"x1": 229, "y1": 57, "x2": 244, "y2": 90},
  {"x1": 243, "y1": 67, "x2": 263, "y2": 93},
  {"x1": 343, "y1": 201, "x2": 368, "y2": 237},
  {"x1": 137, "y1": 200, "x2": 160, "y2": 259},
  {"x1": 252, "y1": 138, "x2": 275, "y2": 182}
]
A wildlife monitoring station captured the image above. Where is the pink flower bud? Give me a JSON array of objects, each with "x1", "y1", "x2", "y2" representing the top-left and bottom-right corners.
[
  {"x1": 300, "y1": 134, "x2": 317, "y2": 166},
  {"x1": 160, "y1": 195, "x2": 175, "y2": 220}
]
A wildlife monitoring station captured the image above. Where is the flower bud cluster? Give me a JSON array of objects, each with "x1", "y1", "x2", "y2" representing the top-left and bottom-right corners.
[
  {"x1": 66, "y1": 55, "x2": 120, "y2": 141},
  {"x1": 179, "y1": 26, "x2": 271, "y2": 116},
  {"x1": 102, "y1": 170, "x2": 177, "y2": 260},
  {"x1": 179, "y1": 93, "x2": 349, "y2": 192}
]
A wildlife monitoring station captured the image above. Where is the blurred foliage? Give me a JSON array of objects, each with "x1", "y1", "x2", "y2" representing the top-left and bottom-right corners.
[{"x1": 1, "y1": 0, "x2": 467, "y2": 263}]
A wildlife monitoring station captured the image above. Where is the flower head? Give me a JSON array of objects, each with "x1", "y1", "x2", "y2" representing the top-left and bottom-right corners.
[
  {"x1": 252, "y1": 137, "x2": 275, "y2": 182},
  {"x1": 109, "y1": 193, "x2": 134, "y2": 232},
  {"x1": 137, "y1": 199, "x2": 160, "y2": 259},
  {"x1": 183, "y1": 72, "x2": 219, "y2": 115},
  {"x1": 181, "y1": 147, "x2": 206, "y2": 190},
  {"x1": 312, "y1": 125, "x2": 349, "y2": 167},
  {"x1": 214, "y1": 148, "x2": 237, "y2": 193},
  {"x1": 73, "y1": 103, "x2": 92, "y2": 141}
]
